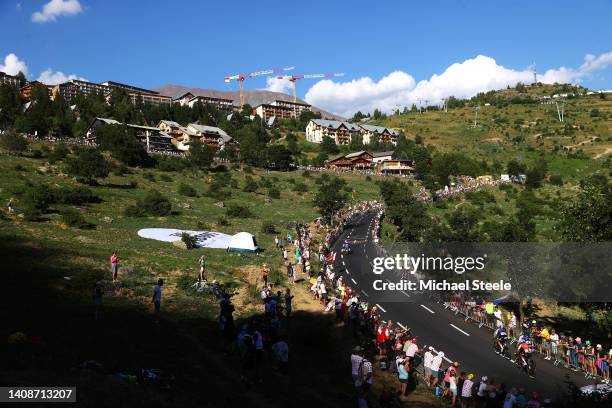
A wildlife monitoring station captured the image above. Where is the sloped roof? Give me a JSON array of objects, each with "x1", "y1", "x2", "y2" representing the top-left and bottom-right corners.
[
  {"x1": 187, "y1": 123, "x2": 232, "y2": 142},
  {"x1": 311, "y1": 119, "x2": 360, "y2": 131},
  {"x1": 360, "y1": 124, "x2": 400, "y2": 136},
  {"x1": 372, "y1": 151, "x2": 395, "y2": 158},
  {"x1": 345, "y1": 150, "x2": 372, "y2": 158}
]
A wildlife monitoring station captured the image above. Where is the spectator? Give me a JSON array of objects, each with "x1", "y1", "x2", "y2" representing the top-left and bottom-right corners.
[
  {"x1": 151, "y1": 278, "x2": 163, "y2": 323},
  {"x1": 92, "y1": 280, "x2": 103, "y2": 320},
  {"x1": 476, "y1": 376, "x2": 488, "y2": 404},
  {"x1": 110, "y1": 252, "x2": 119, "y2": 281},
  {"x1": 461, "y1": 373, "x2": 474, "y2": 408},
  {"x1": 526, "y1": 391, "x2": 541, "y2": 408},
  {"x1": 430, "y1": 351, "x2": 444, "y2": 388},
  {"x1": 423, "y1": 346, "x2": 434, "y2": 385},
  {"x1": 503, "y1": 388, "x2": 518, "y2": 408},
  {"x1": 198, "y1": 255, "x2": 206, "y2": 282},
  {"x1": 271, "y1": 335, "x2": 289, "y2": 375},
  {"x1": 284, "y1": 288, "x2": 294, "y2": 317},
  {"x1": 396, "y1": 355, "x2": 410, "y2": 399},
  {"x1": 261, "y1": 264, "x2": 269, "y2": 286}
]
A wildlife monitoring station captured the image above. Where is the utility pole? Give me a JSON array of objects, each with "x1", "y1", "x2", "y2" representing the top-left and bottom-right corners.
[
  {"x1": 417, "y1": 99, "x2": 423, "y2": 113},
  {"x1": 555, "y1": 99, "x2": 565, "y2": 122},
  {"x1": 473, "y1": 105, "x2": 480, "y2": 128},
  {"x1": 424, "y1": 99, "x2": 429, "y2": 112},
  {"x1": 442, "y1": 98, "x2": 448, "y2": 113}
]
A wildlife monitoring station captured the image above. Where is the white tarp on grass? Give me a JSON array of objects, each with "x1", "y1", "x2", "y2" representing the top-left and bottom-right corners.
[
  {"x1": 137, "y1": 228, "x2": 232, "y2": 249},
  {"x1": 228, "y1": 232, "x2": 258, "y2": 252}
]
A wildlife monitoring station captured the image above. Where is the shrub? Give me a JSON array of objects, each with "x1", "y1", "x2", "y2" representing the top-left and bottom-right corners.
[
  {"x1": 159, "y1": 174, "x2": 172, "y2": 182},
  {"x1": 53, "y1": 186, "x2": 100, "y2": 205},
  {"x1": 61, "y1": 208, "x2": 90, "y2": 229},
  {"x1": 365, "y1": 175, "x2": 372, "y2": 181},
  {"x1": 549, "y1": 175, "x2": 564, "y2": 186},
  {"x1": 143, "y1": 172, "x2": 156, "y2": 182},
  {"x1": 124, "y1": 190, "x2": 172, "y2": 217},
  {"x1": 157, "y1": 156, "x2": 189, "y2": 172},
  {"x1": 181, "y1": 232, "x2": 198, "y2": 249},
  {"x1": 31, "y1": 149, "x2": 43, "y2": 159},
  {"x1": 0, "y1": 131, "x2": 28, "y2": 154},
  {"x1": 259, "y1": 177, "x2": 272, "y2": 188},
  {"x1": 128, "y1": 180, "x2": 138, "y2": 189},
  {"x1": 268, "y1": 187, "x2": 280, "y2": 199},
  {"x1": 48, "y1": 143, "x2": 70, "y2": 163},
  {"x1": 178, "y1": 182, "x2": 197, "y2": 197},
  {"x1": 302, "y1": 170, "x2": 311, "y2": 178},
  {"x1": 261, "y1": 221, "x2": 277, "y2": 234},
  {"x1": 217, "y1": 216, "x2": 229, "y2": 226},
  {"x1": 243, "y1": 176, "x2": 258, "y2": 192},
  {"x1": 13, "y1": 164, "x2": 25, "y2": 172},
  {"x1": 113, "y1": 164, "x2": 130, "y2": 176},
  {"x1": 243, "y1": 165, "x2": 254, "y2": 174},
  {"x1": 292, "y1": 182, "x2": 308, "y2": 193},
  {"x1": 23, "y1": 184, "x2": 54, "y2": 213},
  {"x1": 226, "y1": 204, "x2": 254, "y2": 218},
  {"x1": 230, "y1": 178, "x2": 239, "y2": 189},
  {"x1": 196, "y1": 220, "x2": 210, "y2": 230},
  {"x1": 65, "y1": 148, "x2": 110, "y2": 184}
]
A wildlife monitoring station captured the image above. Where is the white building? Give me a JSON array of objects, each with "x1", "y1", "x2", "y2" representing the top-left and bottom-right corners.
[
  {"x1": 305, "y1": 119, "x2": 362, "y2": 145},
  {"x1": 359, "y1": 124, "x2": 400, "y2": 145}
]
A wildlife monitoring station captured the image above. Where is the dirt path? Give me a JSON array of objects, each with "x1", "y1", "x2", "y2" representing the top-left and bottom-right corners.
[{"x1": 594, "y1": 147, "x2": 612, "y2": 159}]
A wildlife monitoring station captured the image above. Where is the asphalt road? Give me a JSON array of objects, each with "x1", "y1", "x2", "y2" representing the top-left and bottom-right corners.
[{"x1": 330, "y1": 210, "x2": 593, "y2": 400}]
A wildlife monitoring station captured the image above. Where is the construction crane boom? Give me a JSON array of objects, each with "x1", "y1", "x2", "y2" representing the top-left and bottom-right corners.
[
  {"x1": 224, "y1": 66, "x2": 295, "y2": 107},
  {"x1": 275, "y1": 73, "x2": 344, "y2": 102}
]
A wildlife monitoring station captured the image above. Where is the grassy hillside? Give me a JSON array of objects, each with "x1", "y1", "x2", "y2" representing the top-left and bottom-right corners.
[
  {"x1": 375, "y1": 88, "x2": 612, "y2": 161},
  {"x1": 0, "y1": 145, "x2": 383, "y2": 407}
]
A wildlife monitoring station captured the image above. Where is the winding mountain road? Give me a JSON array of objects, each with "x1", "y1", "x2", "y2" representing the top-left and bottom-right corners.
[{"x1": 331, "y1": 210, "x2": 592, "y2": 399}]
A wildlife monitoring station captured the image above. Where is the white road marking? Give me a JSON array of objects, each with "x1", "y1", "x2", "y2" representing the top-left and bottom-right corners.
[
  {"x1": 360, "y1": 289, "x2": 369, "y2": 297},
  {"x1": 450, "y1": 324, "x2": 470, "y2": 336},
  {"x1": 376, "y1": 304, "x2": 387, "y2": 313},
  {"x1": 401, "y1": 291, "x2": 410, "y2": 298},
  {"x1": 420, "y1": 304, "x2": 435, "y2": 314},
  {"x1": 397, "y1": 322, "x2": 407, "y2": 330},
  {"x1": 342, "y1": 260, "x2": 345, "y2": 266},
  {"x1": 351, "y1": 278, "x2": 357, "y2": 284}
]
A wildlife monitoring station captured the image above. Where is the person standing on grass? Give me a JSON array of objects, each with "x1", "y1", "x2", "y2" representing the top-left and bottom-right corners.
[
  {"x1": 261, "y1": 264, "x2": 269, "y2": 286},
  {"x1": 423, "y1": 346, "x2": 434, "y2": 385},
  {"x1": 152, "y1": 279, "x2": 163, "y2": 323},
  {"x1": 7, "y1": 197, "x2": 14, "y2": 214},
  {"x1": 110, "y1": 252, "x2": 119, "y2": 281},
  {"x1": 271, "y1": 335, "x2": 289, "y2": 375},
  {"x1": 285, "y1": 288, "x2": 294, "y2": 317},
  {"x1": 93, "y1": 280, "x2": 103, "y2": 320},
  {"x1": 286, "y1": 262, "x2": 294, "y2": 284},
  {"x1": 198, "y1": 255, "x2": 206, "y2": 283}
]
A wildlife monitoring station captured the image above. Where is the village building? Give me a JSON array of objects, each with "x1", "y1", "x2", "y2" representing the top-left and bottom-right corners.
[
  {"x1": 324, "y1": 150, "x2": 373, "y2": 170},
  {"x1": 20, "y1": 81, "x2": 50, "y2": 100},
  {"x1": 359, "y1": 124, "x2": 400, "y2": 145},
  {"x1": 179, "y1": 123, "x2": 235, "y2": 151},
  {"x1": 50, "y1": 81, "x2": 79, "y2": 102},
  {"x1": 187, "y1": 95, "x2": 236, "y2": 111},
  {"x1": 254, "y1": 99, "x2": 311, "y2": 122},
  {"x1": 172, "y1": 92, "x2": 195, "y2": 106},
  {"x1": 305, "y1": 119, "x2": 361, "y2": 144},
  {"x1": 0, "y1": 71, "x2": 21, "y2": 88},
  {"x1": 69, "y1": 79, "x2": 112, "y2": 97},
  {"x1": 371, "y1": 151, "x2": 395, "y2": 163},
  {"x1": 378, "y1": 158, "x2": 415, "y2": 175},
  {"x1": 83, "y1": 117, "x2": 175, "y2": 153}
]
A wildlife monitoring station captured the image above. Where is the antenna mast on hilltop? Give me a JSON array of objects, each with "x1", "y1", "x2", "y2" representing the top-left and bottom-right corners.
[
  {"x1": 473, "y1": 105, "x2": 481, "y2": 128},
  {"x1": 532, "y1": 61, "x2": 537, "y2": 84}
]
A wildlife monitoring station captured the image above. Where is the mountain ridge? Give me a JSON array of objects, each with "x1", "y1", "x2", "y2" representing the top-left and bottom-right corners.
[{"x1": 153, "y1": 84, "x2": 345, "y2": 120}]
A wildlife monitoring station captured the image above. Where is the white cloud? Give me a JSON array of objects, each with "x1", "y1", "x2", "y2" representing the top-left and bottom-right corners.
[
  {"x1": 304, "y1": 52, "x2": 612, "y2": 117},
  {"x1": 16, "y1": 3, "x2": 22, "y2": 10},
  {"x1": 0, "y1": 53, "x2": 29, "y2": 76},
  {"x1": 32, "y1": 0, "x2": 82, "y2": 23},
  {"x1": 264, "y1": 76, "x2": 294, "y2": 94},
  {"x1": 37, "y1": 68, "x2": 86, "y2": 85}
]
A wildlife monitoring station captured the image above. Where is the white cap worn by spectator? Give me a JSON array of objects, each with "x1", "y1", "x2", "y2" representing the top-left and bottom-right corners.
[{"x1": 482, "y1": 376, "x2": 488, "y2": 382}]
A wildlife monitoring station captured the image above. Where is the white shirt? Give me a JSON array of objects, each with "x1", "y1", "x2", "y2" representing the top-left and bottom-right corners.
[
  {"x1": 549, "y1": 333, "x2": 559, "y2": 344},
  {"x1": 153, "y1": 285, "x2": 161, "y2": 302},
  {"x1": 423, "y1": 351, "x2": 434, "y2": 368},
  {"x1": 351, "y1": 354, "x2": 364, "y2": 375},
  {"x1": 494, "y1": 310, "x2": 502, "y2": 321},
  {"x1": 430, "y1": 355, "x2": 443, "y2": 371},
  {"x1": 406, "y1": 343, "x2": 419, "y2": 357},
  {"x1": 477, "y1": 382, "x2": 488, "y2": 397}
]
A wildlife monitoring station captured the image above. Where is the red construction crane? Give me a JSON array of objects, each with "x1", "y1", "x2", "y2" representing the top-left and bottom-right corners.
[
  {"x1": 275, "y1": 73, "x2": 345, "y2": 102},
  {"x1": 224, "y1": 66, "x2": 295, "y2": 107}
]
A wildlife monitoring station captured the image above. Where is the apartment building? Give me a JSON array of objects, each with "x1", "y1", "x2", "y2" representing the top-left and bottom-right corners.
[
  {"x1": 305, "y1": 119, "x2": 362, "y2": 144},
  {"x1": 253, "y1": 99, "x2": 311, "y2": 122},
  {"x1": 360, "y1": 124, "x2": 400, "y2": 145},
  {"x1": 0, "y1": 71, "x2": 21, "y2": 88},
  {"x1": 20, "y1": 81, "x2": 51, "y2": 100},
  {"x1": 183, "y1": 123, "x2": 235, "y2": 151},
  {"x1": 187, "y1": 95, "x2": 235, "y2": 111},
  {"x1": 172, "y1": 92, "x2": 195, "y2": 106}
]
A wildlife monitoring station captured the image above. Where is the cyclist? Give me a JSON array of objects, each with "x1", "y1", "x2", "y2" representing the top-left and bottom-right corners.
[
  {"x1": 516, "y1": 337, "x2": 535, "y2": 377},
  {"x1": 494, "y1": 326, "x2": 509, "y2": 356}
]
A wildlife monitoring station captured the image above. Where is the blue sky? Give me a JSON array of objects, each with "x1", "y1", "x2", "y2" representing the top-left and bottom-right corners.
[{"x1": 2, "y1": 0, "x2": 611, "y2": 115}]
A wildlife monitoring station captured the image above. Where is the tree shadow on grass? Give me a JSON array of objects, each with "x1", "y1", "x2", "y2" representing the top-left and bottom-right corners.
[{"x1": 0, "y1": 234, "x2": 359, "y2": 408}]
